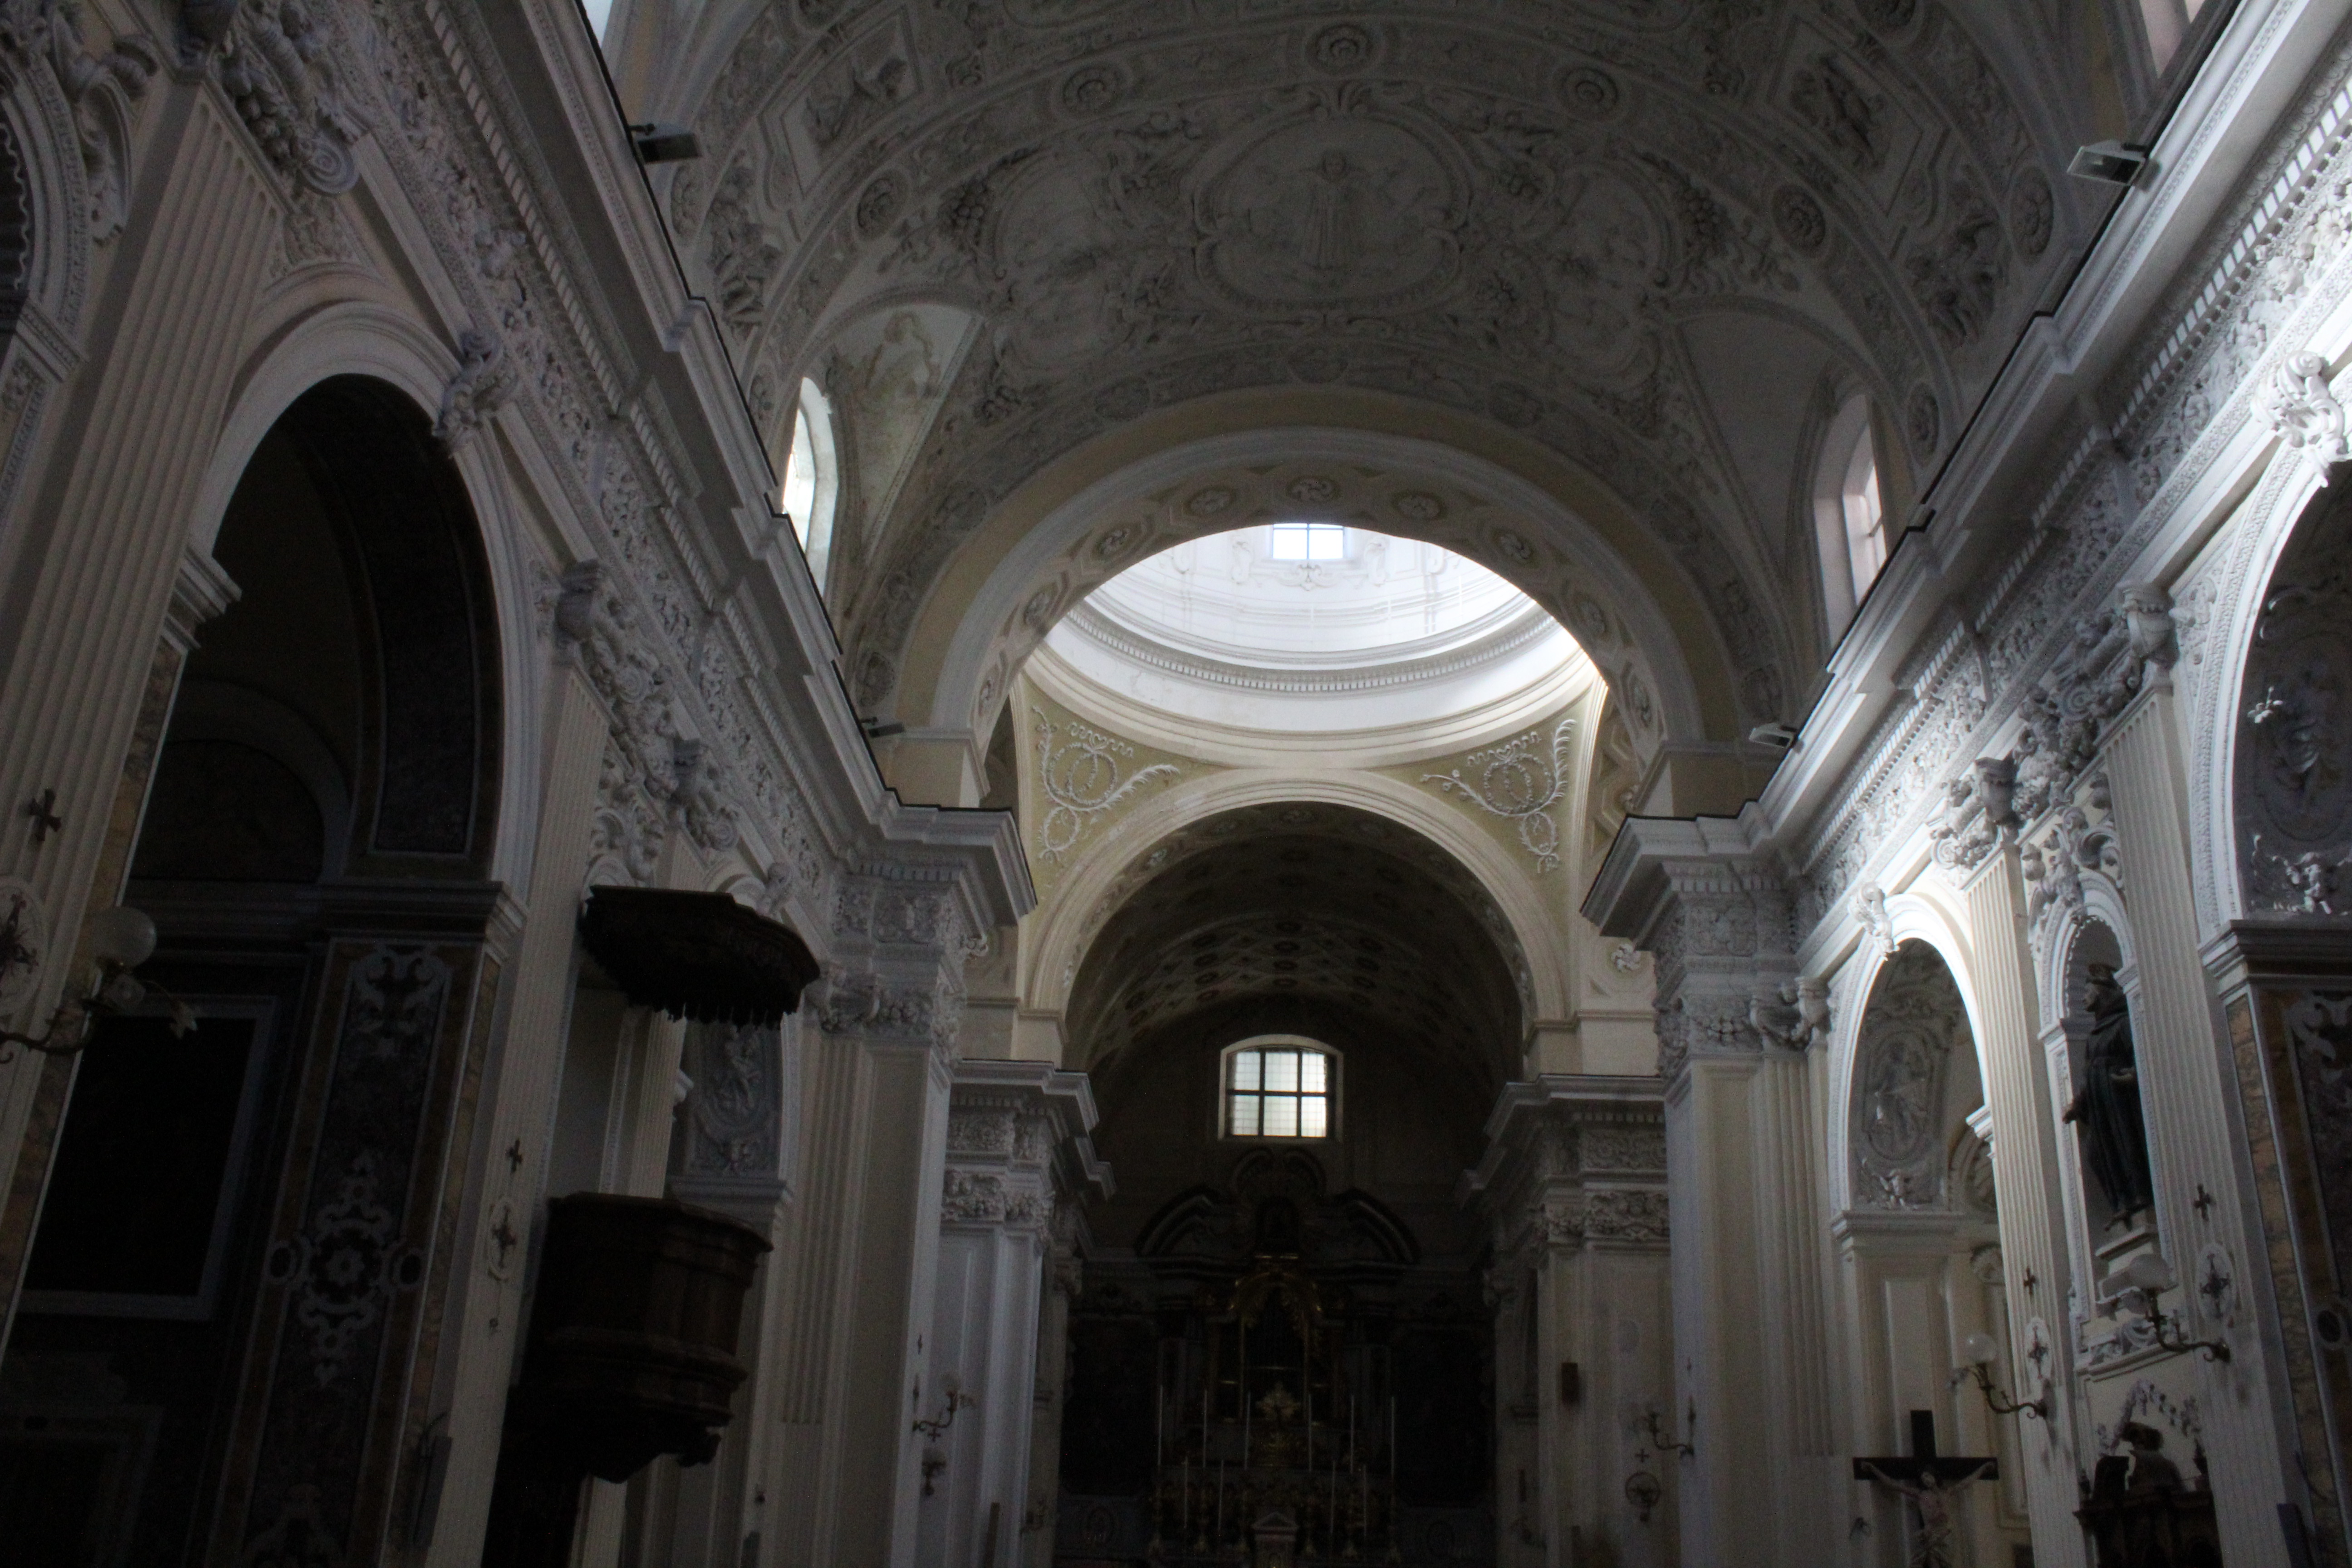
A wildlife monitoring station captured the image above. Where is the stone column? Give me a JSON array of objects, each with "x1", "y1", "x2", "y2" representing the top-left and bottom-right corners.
[
  {"x1": 2102, "y1": 683, "x2": 2303, "y2": 1566},
  {"x1": 1584, "y1": 823, "x2": 1837, "y2": 1568},
  {"x1": 1463, "y1": 1077, "x2": 1673, "y2": 1568},
  {"x1": 765, "y1": 880, "x2": 974, "y2": 1568},
  {"x1": 1951, "y1": 828, "x2": 2089, "y2": 1568},
  {"x1": 918, "y1": 1060, "x2": 1111, "y2": 1568}
]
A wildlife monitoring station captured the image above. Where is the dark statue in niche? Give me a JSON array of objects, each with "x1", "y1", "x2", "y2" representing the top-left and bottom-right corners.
[{"x1": 2063, "y1": 964, "x2": 2156, "y2": 1224}]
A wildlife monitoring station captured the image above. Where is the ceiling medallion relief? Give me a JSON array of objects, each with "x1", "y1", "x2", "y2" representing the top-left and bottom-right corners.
[{"x1": 668, "y1": 4, "x2": 2077, "y2": 731}]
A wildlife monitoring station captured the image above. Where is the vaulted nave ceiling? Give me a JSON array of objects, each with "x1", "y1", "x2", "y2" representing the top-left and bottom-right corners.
[{"x1": 628, "y1": 0, "x2": 2114, "y2": 743}]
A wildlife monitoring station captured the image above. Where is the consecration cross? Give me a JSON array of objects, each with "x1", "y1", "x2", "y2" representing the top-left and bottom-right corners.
[{"x1": 1852, "y1": 1411, "x2": 1998, "y2": 1568}]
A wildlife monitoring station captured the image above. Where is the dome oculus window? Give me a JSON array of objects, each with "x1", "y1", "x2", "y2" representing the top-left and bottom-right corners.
[
  {"x1": 1269, "y1": 523, "x2": 1347, "y2": 562},
  {"x1": 1224, "y1": 1039, "x2": 1335, "y2": 1139}
]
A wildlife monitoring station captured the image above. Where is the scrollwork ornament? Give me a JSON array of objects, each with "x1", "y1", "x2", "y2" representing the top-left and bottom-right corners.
[
  {"x1": 1033, "y1": 713, "x2": 1179, "y2": 863},
  {"x1": 1421, "y1": 718, "x2": 1577, "y2": 872}
]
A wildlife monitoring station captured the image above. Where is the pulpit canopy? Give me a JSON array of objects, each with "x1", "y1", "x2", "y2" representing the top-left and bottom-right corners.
[{"x1": 578, "y1": 886, "x2": 820, "y2": 1025}]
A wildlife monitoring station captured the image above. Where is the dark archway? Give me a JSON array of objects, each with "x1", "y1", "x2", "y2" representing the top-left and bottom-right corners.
[
  {"x1": 0, "y1": 378, "x2": 504, "y2": 1567},
  {"x1": 1054, "y1": 803, "x2": 1514, "y2": 1563}
]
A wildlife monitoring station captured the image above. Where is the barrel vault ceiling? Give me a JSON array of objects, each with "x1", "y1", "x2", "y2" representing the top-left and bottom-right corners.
[{"x1": 643, "y1": 0, "x2": 2113, "y2": 727}]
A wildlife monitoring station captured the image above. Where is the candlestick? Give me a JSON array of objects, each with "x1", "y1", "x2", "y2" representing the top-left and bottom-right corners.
[
  {"x1": 1156, "y1": 1373, "x2": 1164, "y2": 1474},
  {"x1": 1240, "y1": 1321, "x2": 1250, "y2": 1468},
  {"x1": 1389, "y1": 1397, "x2": 1397, "y2": 1486},
  {"x1": 1218, "y1": 1460, "x2": 1225, "y2": 1542}
]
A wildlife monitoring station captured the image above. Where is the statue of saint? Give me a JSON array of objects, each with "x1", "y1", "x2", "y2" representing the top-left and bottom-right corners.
[{"x1": 2063, "y1": 964, "x2": 2156, "y2": 1222}]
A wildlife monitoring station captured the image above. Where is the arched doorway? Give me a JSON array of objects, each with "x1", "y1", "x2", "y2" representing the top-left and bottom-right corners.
[
  {"x1": 0, "y1": 377, "x2": 503, "y2": 1567},
  {"x1": 1837, "y1": 940, "x2": 2031, "y2": 1568}
]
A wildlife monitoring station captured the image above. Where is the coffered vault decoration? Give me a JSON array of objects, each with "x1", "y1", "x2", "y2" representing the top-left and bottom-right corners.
[
  {"x1": 1064, "y1": 803, "x2": 1531, "y2": 1093},
  {"x1": 632, "y1": 0, "x2": 2100, "y2": 740}
]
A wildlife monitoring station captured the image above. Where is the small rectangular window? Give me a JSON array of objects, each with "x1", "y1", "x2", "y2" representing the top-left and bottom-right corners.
[
  {"x1": 1226, "y1": 1045, "x2": 1333, "y2": 1139},
  {"x1": 1269, "y1": 523, "x2": 1346, "y2": 562}
]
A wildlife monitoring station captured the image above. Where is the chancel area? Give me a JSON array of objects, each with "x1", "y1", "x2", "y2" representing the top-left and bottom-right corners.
[{"x1": 0, "y1": 2, "x2": 2348, "y2": 1567}]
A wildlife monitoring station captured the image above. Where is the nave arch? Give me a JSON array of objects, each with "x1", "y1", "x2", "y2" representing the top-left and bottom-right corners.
[{"x1": 888, "y1": 396, "x2": 1751, "y2": 785}]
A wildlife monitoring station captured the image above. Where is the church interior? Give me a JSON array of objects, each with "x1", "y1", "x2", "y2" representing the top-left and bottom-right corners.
[{"x1": 0, "y1": 1, "x2": 2348, "y2": 1565}]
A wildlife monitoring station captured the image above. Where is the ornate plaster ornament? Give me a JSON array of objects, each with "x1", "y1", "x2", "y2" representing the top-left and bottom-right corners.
[
  {"x1": 177, "y1": 0, "x2": 364, "y2": 195},
  {"x1": 1031, "y1": 710, "x2": 1179, "y2": 864},
  {"x1": 1420, "y1": 716, "x2": 1577, "y2": 873},
  {"x1": 1849, "y1": 944, "x2": 1967, "y2": 1209},
  {"x1": 2238, "y1": 485, "x2": 2352, "y2": 913},
  {"x1": 5, "y1": 0, "x2": 155, "y2": 241},
  {"x1": 1852, "y1": 885, "x2": 1896, "y2": 958},
  {"x1": 2266, "y1": 350, "x2": 2351, "y2": 480},
  {"x1": 434, "y1": 327, "x2": 516, "y2": 451}
]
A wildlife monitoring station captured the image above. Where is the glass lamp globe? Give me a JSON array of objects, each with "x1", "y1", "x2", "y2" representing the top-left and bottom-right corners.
[
  {"x1": 83, "y1": 905, "x2": 156, "y2": 970},
  {"x1": 1957, "y1": 1331, "x2": 1999, "y2": 1367}
]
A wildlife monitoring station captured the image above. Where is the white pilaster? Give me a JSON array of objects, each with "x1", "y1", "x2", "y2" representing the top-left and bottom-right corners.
[{"x1": 918, "y1": 1059, "x2": 1110, "y2": 1568}]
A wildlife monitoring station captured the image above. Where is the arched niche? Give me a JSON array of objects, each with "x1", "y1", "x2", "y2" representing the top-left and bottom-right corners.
[
  {"x1": 2231, "y1": 475, "x2": 2352, "y2": 917},
  {"x1": 1844, "y1": 941, "x2": 1987, "y2": 1215},
  {"x1": 12, "y1": 375, "x2": 507, "y2": 1565},
  {"x1": 2053, "y1": 919, "x2": 2160, "y2": 1254}
]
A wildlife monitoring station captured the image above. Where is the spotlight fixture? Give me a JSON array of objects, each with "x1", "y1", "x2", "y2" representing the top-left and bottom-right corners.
[
  {"x1": 629, "y1": 122, "x2": 702, "y2": 164},
  {"x1": 2068, "y1": 141, "x2": 2150, "y2": 186}
]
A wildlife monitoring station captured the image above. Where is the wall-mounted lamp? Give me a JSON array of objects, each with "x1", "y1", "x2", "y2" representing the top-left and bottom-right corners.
[
  {"x1": 1623, "y1": 1468, "x2": 1662, "y2": 1523},
  {"x1": 0, "y1": 903, "x2": 188, "y2": 1063},
  {"x1": 1951, "y1": 1332, "x2": 2050, "y2": 1420},
  {"x1": 2105, "y1": 1253, "x2": 2232, "y2": 1363},
  {"x1": 1642, "y1": 1404, "x2": 1695, "y2": 1460},
  {"x1": 911, "y1": 1374, "x2": 974, "y2": 1440}
]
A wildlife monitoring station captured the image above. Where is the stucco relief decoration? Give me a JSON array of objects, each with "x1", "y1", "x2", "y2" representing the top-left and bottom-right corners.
[
  {"x1": 1850, "y1": 946, "x2": 1965, "y2": 1209},
  {"x1": 1930, "y1": 757, "x2": 2018, "y2": 873},
  {"x1": 434, "y1": 327, "x2": 516, "y2": 451},
  {"x1": 681, "y1": 1023, "x2": 780, "y2": 1180},
  {"x1": 178, "y1": 0, "x2": 364, "y2": 196},
  {"x1": 1420, "y1": 716, "x2": 1576, "y2": 872},
  {"x1": 1196, "y1": 108, "x2": 1462, "y2": 312},
  {"x1": 2239, "y1": 493, "x2": 2352, "y2": 912},
  {"x1": 5, "y1": 0, "x2": 156, "y2": 240},
  {"x1": 2266, "y1": 350, "x2": 2350, "y2": 480},
  {"x1": 1033, "y1": 710, "x2": 1180, "y2": 863},
  {"x1": 1583, "y1": 1189, "x2": 1669, "y2": 1243}
]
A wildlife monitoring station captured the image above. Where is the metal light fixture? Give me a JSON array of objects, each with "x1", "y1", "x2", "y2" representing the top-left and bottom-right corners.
[
  {"x1": 2106, "y1": 1252, "x2": 2233, "y2": 1363},
  {"x1": 628, "y1": 122, "x2": 701, "y2": 164},
  {"x1": 1642, "y1": 1404, "x2": 1695, "y2": 1459},
  {"x1": 0, "y1": 903, "x2": 189, "y2": 1061},
  {"x1": 1951, "y1": 1332, "x2": 2050, "y2": 1420}
]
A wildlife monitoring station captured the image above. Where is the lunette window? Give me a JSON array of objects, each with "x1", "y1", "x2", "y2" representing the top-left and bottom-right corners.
[{"x1": 1226, "y1": 1044, "x2": 1332, "y2": 1138}]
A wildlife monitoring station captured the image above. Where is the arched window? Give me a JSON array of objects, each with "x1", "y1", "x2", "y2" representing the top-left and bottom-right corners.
[
  {"x1": 1222, "y1": 1036, "x2": 1337, "y2": 1139},
  {"x1": 1813, "y1": 394, "x2": 1890, "y2": 636},
  {"x1": 780, "y1": 377, "x2": 841, "y2": 593}
]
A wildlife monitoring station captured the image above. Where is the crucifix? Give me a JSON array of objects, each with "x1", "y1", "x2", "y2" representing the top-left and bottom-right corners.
[{"x1": 1852, "y1": 1411, "x2": 1997, "y2": 1568}]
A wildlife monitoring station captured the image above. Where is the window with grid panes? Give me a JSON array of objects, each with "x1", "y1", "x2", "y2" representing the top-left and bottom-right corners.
[{"x1": 1225, "y1": 1043, "x2": 1333, "y2": 1138}]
